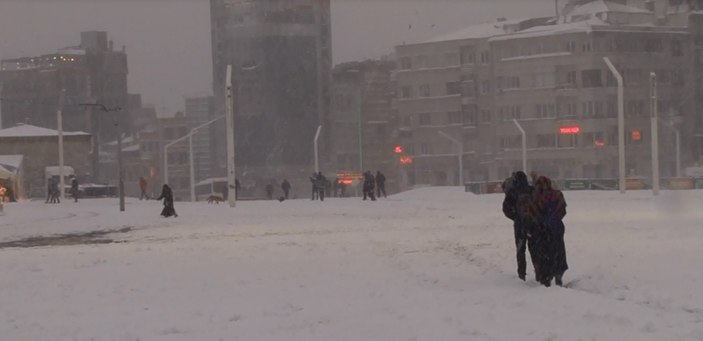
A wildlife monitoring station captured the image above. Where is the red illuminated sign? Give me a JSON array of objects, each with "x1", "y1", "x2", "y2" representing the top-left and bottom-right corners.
[
  {"x1": 340, "y1": 179, "x2": 353, "y2": 185},
  {"x1": 631, "y1": 130, "x2": 641, "y2": 141},
  {"x1": 559, "y1": 126, "x2": 581, "y2": 135},
  {"x1": 394, "y1": 146, "x2": 403, "y2": 154},
  {"x1": 399, "y1": 156, "x2": 413, "y2": 165},
  {"x1": 594, "y1": 140, "x2": 606, "y2": 147}
]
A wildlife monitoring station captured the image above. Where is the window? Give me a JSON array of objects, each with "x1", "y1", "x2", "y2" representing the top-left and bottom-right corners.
[
  {"x1": 532, "y1": 72, "x2": 555, "y2": 88},
  {"x1": 462, "y1": 105, "x2": 477, "y2": 125},
  {"x1": 460, "y1": 46, "x2": 475, "y2": 65},
  {"x1": 445, "y1": 81, "x2": 461, "y2": 95},
  {"x1": 418, "y1": 84, "x2": 431, "y2": 97},
  {"x1": 581, "y1": 41, "x2": 592, "y2": 53},
  {"x1": 645, "y1": 38, "x2": 662, "y2": 53},
  {"x1": 534, "y1": 103, "x2": 556, "y2": 118},
  {"x1": 566, "y1": 41, "x2": 576, "y2": 53},
  {"x1": 625, "y1": 69, "x2": 643, "y2": 85},
  {"x1": 672, "y1": 39, "x2": 683, "y2": 57},
  {"x1": 420, "y1": 143, "x2": 432, "y2": 155},
  {"x1": 558, "y1": 134, "x2": 576, "y2": 148},
  {"x1": 419, "y1": 113, "x2": 431, "y2": 126},
  {"x1": 499, "y1": 105, "x2": 521, "y2": 120},
  {"x1": 447, "y1": 111, "x2": 462, "y2": 124},
  {"x1": 581, "y1": 69, "x2": 602, "y2": 87},
  {"x1": 537, "y1": 134, "x2": 556, "y2": 148},
  {"x1": 480, "y1": 51, "x2": 490, "y2": 64},
  {"x1": 481, "y1": 80, "x2": 491, "y2": 94},
  {"x1": 399, "y1": 57, "x2": 412, "y2": 70},
  {"x1": 401, "y1": 86, "x2": 413, "y2": 99},
  {"x1": 481, "y1": 109, "x2": 491, "y2": 124},
  {"x1": 444, "y1": 52, "x2": 459, "y2": 66}
]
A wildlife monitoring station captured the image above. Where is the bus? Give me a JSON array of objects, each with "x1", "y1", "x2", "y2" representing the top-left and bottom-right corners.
[{"x1": 194, "y1": 177, "x2": 228, "y2": 201}]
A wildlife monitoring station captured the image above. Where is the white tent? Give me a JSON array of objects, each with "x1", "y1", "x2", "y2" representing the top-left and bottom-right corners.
[{"x1": 0, "y1": 155, "x2": 25, "y2": 201}]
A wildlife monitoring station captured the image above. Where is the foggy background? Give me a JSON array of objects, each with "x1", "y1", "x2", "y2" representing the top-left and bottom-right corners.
[{"x1": 0, "y1": 0, "x2": 556, "y2": 114}]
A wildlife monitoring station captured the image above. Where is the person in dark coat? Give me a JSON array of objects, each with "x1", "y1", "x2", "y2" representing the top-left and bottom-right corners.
[
  {"x1": 362, "y1": 171, "x2": 376, "y2": 201},
  {"x1": 281, "y1": 179, "x2": 291, "y2": 199},
  {"x1": 46, "y1": 178, "x2": 54, "y2": 204},
  {"x1": 534, "y1": 176, "x2": 568, "y2": 286},
  {"x1": 235, "y1": 178, "x2": 241, "y2": 200},
  {"x1": 375, "y1": 171, "x2": 387, "y2": 198},
  {"x1": 49, "y1": 179, "x2": 60, "y2": 204},
  {"x1": 502, "y1": 171, "x2": 541, "y2": 282},
  {"x1": 265, "y1": 183, "x2": 274, "y2": 200},
  {"x1": 309, "y1": 174, "x2": 318, "y2": 200},
  {"x1": 70, "y1": 176, "x2": 79, "y2": 203},
  {"x1": 139, "y1": 176, "x2": 148, "y2": 200},
  {"x1": 316, "y1": 172, "x2": 327, "y2": 201},
  {"x1": 156, "y1": 184, "x2": 178, "y2": 217}
]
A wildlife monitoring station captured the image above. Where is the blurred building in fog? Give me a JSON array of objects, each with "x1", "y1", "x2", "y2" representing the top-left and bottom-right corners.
[
  {"x1": 185, "y1": 96, "x2": 217, "y2": 183},
  {"x1": 210, "y1": 0, "x2": 332, "y2": 186},
  {"x1": 0, "y1": 31, "x2": 129, "y2": 140},
  {"x1": 330, "y1": 59, "x2": 400, "y2": 193},
  {"x1": 394, "y1": 0, "x2": 703, "y2": 186}
]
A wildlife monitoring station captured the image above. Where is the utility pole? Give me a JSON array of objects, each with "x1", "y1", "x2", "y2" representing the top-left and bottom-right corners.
[
  {"x1": 513, "y1": 119, "x2": 527, "y2": 174},
  {"x1": 650, "y1": 72, "x2": 660, "y2": 196},
  {"x1": 314, "y1": 125, "x2": 322, "y2": 174},
  {"x1": 225, "y1": 65, "x2": 236, "y2": 207},
  {"x1": 117, "y1": 122, "x2": 125, "y2": 211},
  {"x1": 604, "y1": 57, "x2": 626, "y2": 194},
  {"x1": 58, "y1": 89, "x2": 66, "y2": 200}
]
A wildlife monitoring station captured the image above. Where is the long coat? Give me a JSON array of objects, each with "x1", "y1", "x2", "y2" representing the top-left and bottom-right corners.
[{"x1": 156, "y1": 185, "x2": 177, "y2": 217}]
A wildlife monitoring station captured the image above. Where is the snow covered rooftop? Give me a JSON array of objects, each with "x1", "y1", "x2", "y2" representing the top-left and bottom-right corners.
[
  {"x1": 489, "y1": 18, "x2": 606, "y2": 41},
  {"x1": 423, "y1": 19, "x2": 525, "y2": 43},
  {"x1": 0, "y1": 124, "x2": 90, "y2": 138},
  {"x1": 567, "y1": 0, "x2": 651, "y2": 18}
]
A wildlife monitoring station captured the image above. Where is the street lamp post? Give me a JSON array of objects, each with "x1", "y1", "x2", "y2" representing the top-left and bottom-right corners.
[
  {"x1": 604, "y1": 57, "x2": 626, "y2": 194},
  {"x1": 225, "y1": 65, "x2": 236, "y2": 207},
  {"x1": 314, "y1": 125, "x2": 322, "y2": 174},
  {"x1": 187, "y1": 115, "x2": 225, "y2": 201},
  {"x1": 512, "y1": 119, "x2": 527, "y2": 174},
  {"x1": 57, "y1": 89, "x2": 66, "y2": 200},
  {"x1": 650, "y1": 72, "x2": 660, "y2": 196},
  {"x1": 438, "y1": 131, "x2": 464, "y2": 185}
]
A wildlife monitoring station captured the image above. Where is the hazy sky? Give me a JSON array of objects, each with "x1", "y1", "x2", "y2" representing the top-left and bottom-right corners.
[{"x1": 0, "y1": 0, "x2": 557, "y2": 114}]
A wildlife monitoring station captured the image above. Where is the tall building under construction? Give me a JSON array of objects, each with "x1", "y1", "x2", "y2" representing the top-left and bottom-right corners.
[{"x1": 210, "y1": 0, "x2": 332, "y2": 181}]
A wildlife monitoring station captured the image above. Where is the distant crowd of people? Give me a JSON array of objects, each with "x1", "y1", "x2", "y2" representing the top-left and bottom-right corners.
[
  {"x1": 502, "y1": 171, "x2": 568, "y2": 287},
  {"x1": 45, "y1": 175, "x2": 80, "y2": 204}
]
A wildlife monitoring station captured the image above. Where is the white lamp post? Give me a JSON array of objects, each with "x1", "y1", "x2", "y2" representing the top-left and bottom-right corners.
[
  {"x1": 438, "y1": 130, "x2": 464, "y2": 185},
  {"x1": 512, "y1": 119, "x2": 527, "y2": 174},
  {"x1": 604, "y1": 57, "x2": 626, "y2": 194}
]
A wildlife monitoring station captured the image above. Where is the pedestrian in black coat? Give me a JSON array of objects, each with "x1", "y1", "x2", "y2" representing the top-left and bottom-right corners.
[
  {"x1": 362, "y1": 171, "x2": 376, "y2": 201},
  {"x1": 375, "y1": 171, "x2": 387, "y2": 198},
  {"x1": 70, "y1": 176, "x2": 79, "y2": 203},
  {"x1": 265, "y1": 183, "x2": 274, "y2": 200},
  {"x1": 534, "y1": 176, "x2": 569, "y2": 286},
  {"x1": 281, "y1": 179, "x2": 291, "y2": 199},
  {"x1": 156, "y1": 184, "x2": 178, "y2": 217},
  {"x1": 502, "y1": 171, "x2": 541, "y2": 282}
]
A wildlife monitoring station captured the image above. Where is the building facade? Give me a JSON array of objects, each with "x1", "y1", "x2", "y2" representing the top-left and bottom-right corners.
[
  {"x1": 209, "y1": 0, "x2": 332, "y2": 180},
  {"x1": 0, "y1": 124, "x2": 92, "y2": 198},
  {"x1": 394, "y1": 0, "x2": 703, "y2": 186},
  {"x1": 0, "y1": 31, "x2": 129, "y2": 139},
  {"x1": 330, "y1": 60, "x2": 400, "y2": 192},
  {"x1": 185, "y1": 96, "x2": 217, "y2": 183}
]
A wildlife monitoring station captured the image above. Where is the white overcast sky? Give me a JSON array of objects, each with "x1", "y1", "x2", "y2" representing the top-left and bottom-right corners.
[{"x1": 0, "y1": 0, "x2": 557, "y2": 114}]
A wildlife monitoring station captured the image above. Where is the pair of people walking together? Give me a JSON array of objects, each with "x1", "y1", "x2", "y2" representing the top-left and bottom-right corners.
[{"x1": 503, "y1": 171, "x2": 568, "y2": 287}]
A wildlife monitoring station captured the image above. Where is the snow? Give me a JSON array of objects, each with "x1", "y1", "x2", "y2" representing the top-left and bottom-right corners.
[
  {"x1": 0, "y1": 124, "x2": 90, "y2": 138},
  {"x1": 1, "y1": 188, "x2": 703, "y2": 340},
  {"x1": 423, "y1": 19, "x2": 524, "y2": 43}
]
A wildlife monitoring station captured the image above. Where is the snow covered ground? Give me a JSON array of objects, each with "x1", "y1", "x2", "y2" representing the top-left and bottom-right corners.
[{"x1": 1, "y1": 188, "x2": 702, "y2": 340}]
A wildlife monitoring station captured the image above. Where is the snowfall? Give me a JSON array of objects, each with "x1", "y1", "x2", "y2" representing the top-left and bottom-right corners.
[{"x1": 1, "y1": 187, "x2": 702, "y2": 341}]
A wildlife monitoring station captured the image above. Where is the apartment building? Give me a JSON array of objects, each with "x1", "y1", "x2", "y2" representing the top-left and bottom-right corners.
[{"x1": 394, "y1": 0, "x2": 703, "y2": 185}]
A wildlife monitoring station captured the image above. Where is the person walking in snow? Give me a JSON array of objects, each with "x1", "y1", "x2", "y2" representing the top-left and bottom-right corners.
[
  {"x1": 139, "y1": 176, "x2": 148, "y2": 200},
  {"x1": 310, "y1": 173, "x2": 318, "y2": 200},
  {"x1": 265, "y1": 183, "x2": 275, "y2": 200},
  {"x1": 534, "y1": 176, "x2": 569, "y2": 287},
  {"x1": 316, "y1": 172, "x2": 327, "y2": 201},
  {"x1": 362, "y1": 171, "x2": 376, "y2": 201},
  {"x1": 156, "y1": 184, "x2": 178, "y2": 217},
  {"x1": 502, "y1": 171, "x2": 542, "y2": 282},
  {"x1": 70, "y1": 175, "x2": 79, "y2": 203},
  {"x1": 49, "y1": 179, "x2": 60, "y2": 204},
  {"x1": 281, "y1": 179, "x2": 291, "y2": 200},
  {"x1": 375, "y1": 171, "x2": 387, "y2": 198}
]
